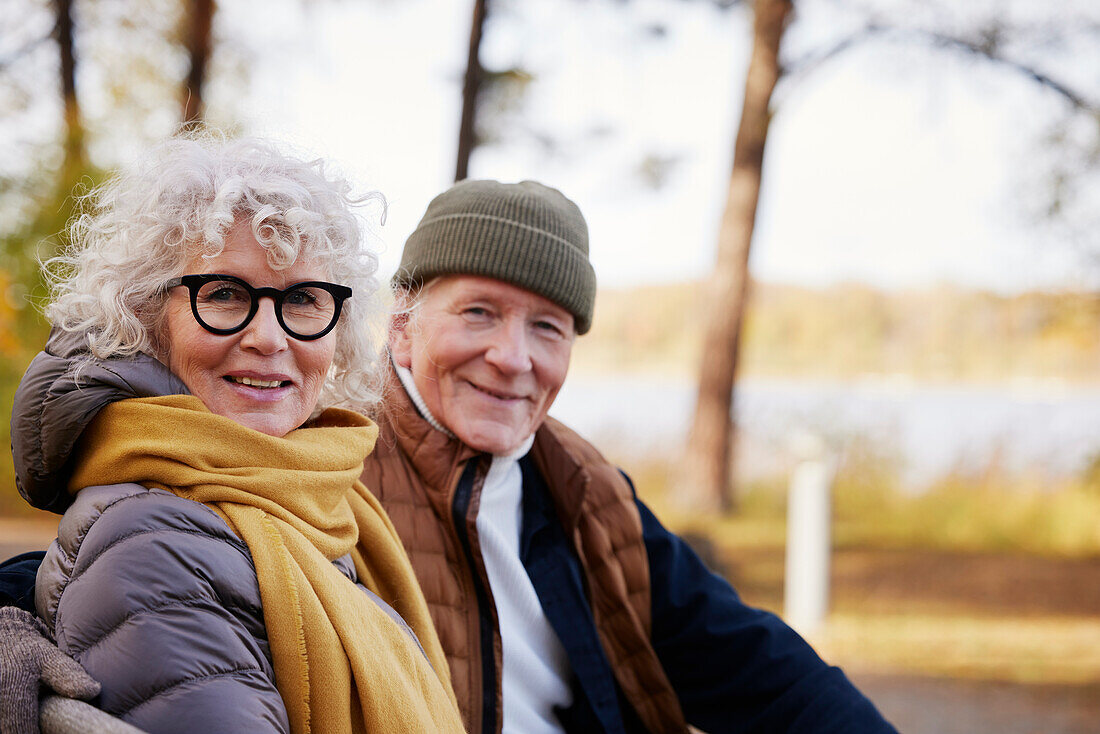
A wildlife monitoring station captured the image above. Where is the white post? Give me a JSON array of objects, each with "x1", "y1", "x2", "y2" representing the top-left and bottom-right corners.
[{"x1": 784, "y1": 432, "x2": 833, "y2": 636}]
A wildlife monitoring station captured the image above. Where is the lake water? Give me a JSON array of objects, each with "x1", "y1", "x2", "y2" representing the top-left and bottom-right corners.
[{"x1": 549, "y1": 375, "x2": 1100, "y2": 488}]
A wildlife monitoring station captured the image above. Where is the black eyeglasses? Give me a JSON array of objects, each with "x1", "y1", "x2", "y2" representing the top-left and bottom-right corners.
[{"x1": 166, "y1": 274, "x2": 352, "y2": 340}]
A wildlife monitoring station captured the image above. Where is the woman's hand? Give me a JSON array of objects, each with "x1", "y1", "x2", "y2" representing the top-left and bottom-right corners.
[{"x1": 0, "y1": 607, "x2": 100, "y2": 734}]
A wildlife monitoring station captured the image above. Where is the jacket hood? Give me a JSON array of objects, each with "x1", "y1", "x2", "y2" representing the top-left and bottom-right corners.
[{"x1": 11, "y1": 328, "x2": 189, "y2": 514}]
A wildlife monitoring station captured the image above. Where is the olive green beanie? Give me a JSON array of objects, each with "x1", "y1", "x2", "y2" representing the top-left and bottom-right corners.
[{"x1": 395, "y1": 179, "x2": 596, "y2": 334}]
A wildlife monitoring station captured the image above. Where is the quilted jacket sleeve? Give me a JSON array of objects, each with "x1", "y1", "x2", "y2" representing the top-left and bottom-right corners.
[{"x1": 37, "y1": 484, "x2": 289, "y2": 734}]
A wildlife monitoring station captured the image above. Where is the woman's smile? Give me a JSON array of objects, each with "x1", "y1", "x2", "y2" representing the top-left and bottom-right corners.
[{"x1": 223, "y1": 372, "x2": 295, "y2": 401}]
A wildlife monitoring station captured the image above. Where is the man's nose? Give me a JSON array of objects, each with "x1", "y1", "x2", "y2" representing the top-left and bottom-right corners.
[
  {"x1": 485, "y1": 319, "x2": 532, "y2": 374},
  {"x1": 240, "y1": 298, "x2": 288, "y2": 354}
]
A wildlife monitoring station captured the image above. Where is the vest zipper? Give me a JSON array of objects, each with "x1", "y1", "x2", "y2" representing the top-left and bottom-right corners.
[{"x1": 452, "y1": 458, "x2": 498, "y2": 734}]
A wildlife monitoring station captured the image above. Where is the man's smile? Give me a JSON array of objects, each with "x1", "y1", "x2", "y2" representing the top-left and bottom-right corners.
[{"x1": 466, "y1": 380, "x2": 525, "y2": 402}]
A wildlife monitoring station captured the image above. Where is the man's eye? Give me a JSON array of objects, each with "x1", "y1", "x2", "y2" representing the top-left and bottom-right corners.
[
  {"x1": 534, "y1": 320, "x2": 564, "y2": 336},
  {"x1": 463, "y1": 307, "x2": 490, "y2": 318}
]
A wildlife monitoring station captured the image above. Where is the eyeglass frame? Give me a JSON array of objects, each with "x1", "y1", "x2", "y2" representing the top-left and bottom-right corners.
[{"x1": 165, "y1": 273, "x2": 352, "y2": 341}]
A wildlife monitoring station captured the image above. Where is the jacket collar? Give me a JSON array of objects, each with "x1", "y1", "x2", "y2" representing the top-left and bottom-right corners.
[{"x1": 529, "y1": 418, "x2": 590, "y2": 534}]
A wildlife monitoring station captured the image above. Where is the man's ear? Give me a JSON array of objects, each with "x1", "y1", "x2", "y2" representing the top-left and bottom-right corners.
[{"x1": 388, "y1": 309, "x2": 414, "y2": 369}]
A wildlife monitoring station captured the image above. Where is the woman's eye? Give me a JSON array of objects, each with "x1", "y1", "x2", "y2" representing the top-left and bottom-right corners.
[
  {"x1": 285, "y1": 289, "x2": 318, "y2": 306},
  {"x1": 203, "y1": 286, "x2": 247, "y2": 303}
]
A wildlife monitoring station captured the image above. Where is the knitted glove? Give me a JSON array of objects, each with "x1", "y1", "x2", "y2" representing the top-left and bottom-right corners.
[
  {"x1": 39, "y1": 696, "x2": 146, "y2": 734},
  {"x1": 0, "y1": 607, "x2": 100, "y2": 734}
]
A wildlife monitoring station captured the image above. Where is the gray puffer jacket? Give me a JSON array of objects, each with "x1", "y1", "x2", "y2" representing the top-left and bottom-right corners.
[
  {"x1": 15, "y1": 330, "x2": 413, "y2": 733},
  {"x1": 37, "y1": 483, "x2": 291, "y2": 733}
]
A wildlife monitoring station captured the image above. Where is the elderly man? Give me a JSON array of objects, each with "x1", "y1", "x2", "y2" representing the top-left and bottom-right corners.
[
  {"x1": 1, "y1": 179, "x2": 895, "y2": 734},
  {"x1": 367, "y1": 179, "x2": 895, "y2": 734}
]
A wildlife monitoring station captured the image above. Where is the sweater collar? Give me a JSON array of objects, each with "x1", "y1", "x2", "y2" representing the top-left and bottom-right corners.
[{"x1": 392, "y1": 358, "x2": 455, "y2": 439}]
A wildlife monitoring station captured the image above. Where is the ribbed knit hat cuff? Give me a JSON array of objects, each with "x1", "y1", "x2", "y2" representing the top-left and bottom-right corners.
[{"x1": 396, "y1": 213, "x2": 596, "y2": 334}]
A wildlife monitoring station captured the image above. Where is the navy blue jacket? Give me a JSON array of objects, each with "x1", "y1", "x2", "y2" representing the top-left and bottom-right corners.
[
  {"x1": 518, "y1": 457, "x2": 896, "y2": 734},
  {"x1": 0, "y1": 551, "x2": 43, "y2": 614}
]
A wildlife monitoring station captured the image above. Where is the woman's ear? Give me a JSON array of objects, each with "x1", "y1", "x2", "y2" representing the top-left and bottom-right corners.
[{"x1": 146, "y1": 304, "x2": 171, "y2": 365}]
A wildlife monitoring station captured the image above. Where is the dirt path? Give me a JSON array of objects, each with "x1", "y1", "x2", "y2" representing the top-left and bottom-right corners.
[
  {"x1": 0, "y1": 517, "x2": 57, "y2": 559},
  {"x1": 723, "y1": 546, "x2": 1100, "y2": 618},
  {"x1": 712, "y1": 544, "x2": 1100, "y2": 733},
  {"x1": 853, "y1": 674, "x2": 1100, "y2": 734}
]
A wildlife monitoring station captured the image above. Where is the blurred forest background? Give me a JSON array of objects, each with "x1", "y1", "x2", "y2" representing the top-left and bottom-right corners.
[{"x1": 2, "y1": 0, "x2": 1099, "y2": 731}]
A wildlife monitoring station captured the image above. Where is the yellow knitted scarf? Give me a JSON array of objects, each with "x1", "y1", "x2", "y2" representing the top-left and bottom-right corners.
[{"x1": 68, "y1": 395, "x2": 463, "y2": 734}]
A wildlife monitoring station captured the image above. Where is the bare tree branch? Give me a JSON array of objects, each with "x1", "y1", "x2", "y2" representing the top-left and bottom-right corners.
[
  {"x1": 782, "y1": 22, "x2": 882, "y2": 78},
  {"x1": 782, "y1": 24, "x2": 1098, "y2": 115},
  {"x1": 921, "y1": 28, "x2": 1096, "y2": 114}
]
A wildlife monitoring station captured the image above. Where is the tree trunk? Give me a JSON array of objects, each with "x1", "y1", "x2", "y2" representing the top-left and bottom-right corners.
[
  {"x1": 455, "y1": 0, "x2": 487, "y2": 182},
  {"x1": 680, "y1": 0, "x2": 792, "y2": 513},
  {"x1": 54, "y1": 0, "x2": 83, "y2": 182},
  {"x1": 182, "y1": 0, "x2": 215, "y2": 126}
]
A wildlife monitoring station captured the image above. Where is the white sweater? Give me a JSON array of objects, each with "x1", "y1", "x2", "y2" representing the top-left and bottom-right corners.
[{"x1": 395, "y1": 365, "x2": 573, "y2": 732}]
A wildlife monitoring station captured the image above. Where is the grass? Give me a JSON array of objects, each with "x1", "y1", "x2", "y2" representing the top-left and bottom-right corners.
[
  {"x1": 624, "y1": 454, "x2": 1100, "y2": 685},
  {"x1": 815, "y1": 613, "x2": 1100, "y2": 685},
  {"x1": 830, "y1": 480, "x2": 1100, "y2": 558},
  {"x1": 629, "y1": 447, "x2": 1100, "y2": 559}
]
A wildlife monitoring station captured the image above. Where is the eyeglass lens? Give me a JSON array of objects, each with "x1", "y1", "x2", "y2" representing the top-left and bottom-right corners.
[{"x1": 195, "y1": 279, "x2": 338, "y2": 337}]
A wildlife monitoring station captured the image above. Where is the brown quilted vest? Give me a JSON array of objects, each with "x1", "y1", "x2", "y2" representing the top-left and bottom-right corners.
[{"x1": 360, "y1": 375, "x2": 688, "y2": 734}]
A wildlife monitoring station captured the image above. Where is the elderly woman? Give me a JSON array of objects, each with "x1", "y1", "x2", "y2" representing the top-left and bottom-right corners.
[{"x1": 8, "y1": 137, "x2": 463, "y2": 733}]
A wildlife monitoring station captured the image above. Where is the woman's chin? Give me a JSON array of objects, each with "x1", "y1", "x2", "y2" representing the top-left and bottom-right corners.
[
  {"x1": 222, "y1": 409, "x2": 300, "y2": 437},
  {"x1": 209, "y1": 391, "x2": 310, "y2": 438}
]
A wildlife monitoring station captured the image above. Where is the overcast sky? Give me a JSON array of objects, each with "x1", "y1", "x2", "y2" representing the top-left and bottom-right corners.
[{"x1": 8, "y1": 0, "x2": 1095, "y2": 292}]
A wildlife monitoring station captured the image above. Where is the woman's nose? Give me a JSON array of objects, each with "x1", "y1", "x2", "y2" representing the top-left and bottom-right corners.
[{"x1": 240, "y1": 298, "x2": 288, "y2": 353}]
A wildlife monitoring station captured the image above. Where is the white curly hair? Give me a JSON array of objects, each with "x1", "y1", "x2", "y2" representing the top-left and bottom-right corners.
[{"x1": 45, "y1": 133, "x2": 386, "y2": 411}]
